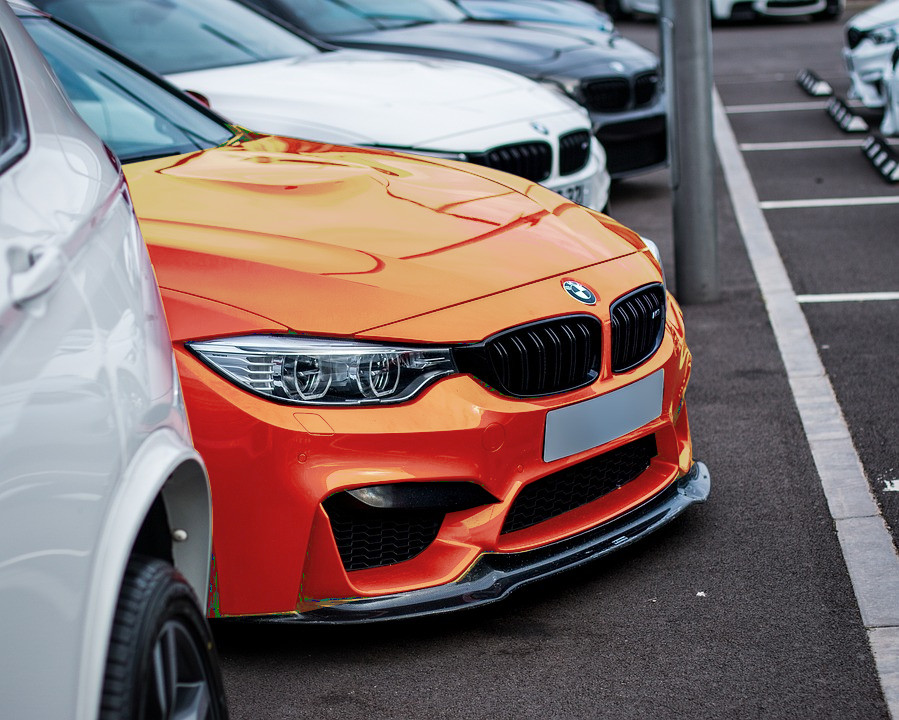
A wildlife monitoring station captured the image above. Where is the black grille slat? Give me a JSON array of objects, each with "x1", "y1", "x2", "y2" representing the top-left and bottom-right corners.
[
  {"x1": 469, "y1": 141, "x2": 552, "y2": 182},
  {"x1": 559, "y1": 130, "x2": 592, "y2": 176},
  {"x1": 610, "y1": 285, "x2": 666, "y2": 373},
  {"x1": 456, "y1": 316, "x2": 602, "y2": 398},
  {"x1": 502, "y1": 435, "x2": 657, "y2": 534},
  {"x1": 580, "y1": 77, "x2": 630, "y2": 112}
]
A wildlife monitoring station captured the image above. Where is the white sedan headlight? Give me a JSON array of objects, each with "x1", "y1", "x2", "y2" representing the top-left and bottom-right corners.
[
  {"x1": 869, "y1": 25, "x2": 898, "y2": 45},
  {"x1": 364, "y1": 146, "x2": 469, "y2": 162},
  {"x1": 640, "y1": 236, "x2": 667, "y2": 289},
  {"x1": 189, "y1": 336, "x2": 457, "y2": 406}
]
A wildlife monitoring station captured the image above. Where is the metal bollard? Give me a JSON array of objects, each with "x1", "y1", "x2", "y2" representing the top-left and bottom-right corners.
[{"x1": 659, "y1": 0, "x2": 719, "y2": 304}]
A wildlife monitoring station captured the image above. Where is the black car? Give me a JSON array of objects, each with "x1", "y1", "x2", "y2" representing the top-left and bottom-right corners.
[{"x1": 239, "y1": 0, "x2": 667, "y2": 178}]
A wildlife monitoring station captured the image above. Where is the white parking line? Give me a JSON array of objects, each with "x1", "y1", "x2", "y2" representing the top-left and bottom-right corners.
[
  {"x1": 798, "y1": 292, "x2": 899, "y2": 304},
  {"x1": 760, "y1": 196, "x2": 899, "y2": 210},
  {"x1": 725, "y1": 101, "x2": 828, "y2": 114},
  {"x1": 713, "y1": 88, "x2": 899, "y2": 720},
  {"x1": 740, "y1": 139, "x2": 866, "y2": 151}
]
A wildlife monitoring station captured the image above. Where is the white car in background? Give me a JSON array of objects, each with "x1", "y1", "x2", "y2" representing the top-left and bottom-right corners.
[
  {"x1": 605, "y1": 0, "x2": 842, "y2": 21},
  {"x1": 843, "y1": 0, "x2": 899, "y2": 108},
  {"x1": 34, "y1": 0, "x2": 610, "y2": 211},
  {"x1": 0, "y1": 3, "x2": 226, "y2": 718},
  {"x1": 879, "y1": 45, "x2": 899, "y2": 134}
]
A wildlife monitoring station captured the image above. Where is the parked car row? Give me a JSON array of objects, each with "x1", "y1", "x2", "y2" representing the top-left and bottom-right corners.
[
  {"x1": 2, "y1": 0, "x2": 710, "y2": 715},
  {"x1": 234, "y1": 0, "x2": 667, "y2": 177}
]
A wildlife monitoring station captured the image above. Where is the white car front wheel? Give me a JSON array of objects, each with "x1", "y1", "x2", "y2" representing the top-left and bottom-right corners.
[{"x1": 100, "y1": 558, "x2": 228, "y2": 720}]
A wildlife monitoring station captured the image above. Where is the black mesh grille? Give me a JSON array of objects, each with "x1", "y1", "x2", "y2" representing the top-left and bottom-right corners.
[
  {"x1": 596, "y1": 115, "x2": 667, "y2": 176},
  {"x1": 559, "y1": 130, "x2": 592, "y2": 176},
  {"x1": 324, "y1": 498, "x2": 443, "y2": 571},
  {"x1": 469, "y1": 141, "x2": 552, "y2": 182},
  {"x1": 501, "y1": 435, "x2": 657, "y2": 534},
  {"x1": 454, "y1": 316, "x2": 602, "y2": 398},
  {"x1": 634, "y1": 71, "x2": 659, "y2": 107},
  {"x1": 581, "y1": 77, "x2": 630, "y2": 112},
  {"x1": 610, "y1": 284, "x2": 666, "y2": 373}
]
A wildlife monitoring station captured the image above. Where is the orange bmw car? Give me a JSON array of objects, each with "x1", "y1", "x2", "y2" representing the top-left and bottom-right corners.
[{"x1": 22, "y1": 5, "x2": 710, "y2": 622}]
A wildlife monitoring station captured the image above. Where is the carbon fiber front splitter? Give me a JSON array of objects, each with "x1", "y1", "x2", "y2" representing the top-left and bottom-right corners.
[{"x1": 251, "y1": 461, "x2": 710, "y2": 625}]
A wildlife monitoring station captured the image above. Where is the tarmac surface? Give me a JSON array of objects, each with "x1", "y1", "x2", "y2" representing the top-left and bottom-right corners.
[{"x1": 214, "y1": 6, "x2": 897, "y2": 718}]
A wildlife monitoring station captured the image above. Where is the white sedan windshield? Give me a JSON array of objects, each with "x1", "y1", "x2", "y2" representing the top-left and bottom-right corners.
[
  {"x1": 25, "y1": 17, "x2": 234, "y2": 162},
  {"x1": 33, "y1": 0, "x2": 319, "y2": 74}
]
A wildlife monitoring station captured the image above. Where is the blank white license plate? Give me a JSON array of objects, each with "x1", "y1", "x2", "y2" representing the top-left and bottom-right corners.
[{"x1": 543, "y1": 370, "x2": 664, "y2": 463}]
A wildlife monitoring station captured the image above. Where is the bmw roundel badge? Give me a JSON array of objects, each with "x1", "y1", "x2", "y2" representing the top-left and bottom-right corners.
[{"x1": 562, "y1": 280, "x2": 597, "y2": 305}]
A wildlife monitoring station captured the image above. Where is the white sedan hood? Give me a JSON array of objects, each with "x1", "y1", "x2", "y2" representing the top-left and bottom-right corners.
[
  {"x1": 847, "y1": 0, "x2": 899, "y2": 31},
  {"x1": 167, "y1": 49, "x2": 587, "y2": 148}
]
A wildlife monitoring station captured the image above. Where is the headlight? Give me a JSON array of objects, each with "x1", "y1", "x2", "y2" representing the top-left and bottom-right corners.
[
  {"x1": 189, "y1": 336, "x2": 457, "y2": 406},
  {"x1": 363, "y1": 146, "x2": 469, "y2": 162},
  {"x1": 537, "y1": 78, "x2": 584, "y2": 110},
  {"x1": 870, "y1": 26, "x2": 898, "y2": 45},
  {"x1": 641, "y1": 237, "x2": 667, "y2": 289},
  {"x1": 538, "y1": 77, "x2": 580, "y2": 97}
]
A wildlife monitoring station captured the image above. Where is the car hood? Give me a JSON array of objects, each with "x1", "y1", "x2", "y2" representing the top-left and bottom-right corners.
[
  {"x1": 328, "y1": 20, "x2": 657, "y2": 79},
  {"x1": 167, "y1": 50, "x2": 583, "y2": 147},
  {"x1": 124, "y1": 135, "x2": 638, "y2": 338},
  {"x1": 847, "y1": 0, "x2": 899, "y2": 31}
]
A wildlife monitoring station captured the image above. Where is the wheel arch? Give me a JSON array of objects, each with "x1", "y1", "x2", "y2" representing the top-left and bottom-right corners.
[{"x1": 75, "y1": 428, "x2": 210, "y2": 720}]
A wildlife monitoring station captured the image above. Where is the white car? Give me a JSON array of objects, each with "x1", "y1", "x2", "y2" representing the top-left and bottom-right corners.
[
  {"x1": 0, "y1": 3, "x2": 226, "y2": 719},
  {"x1": 843, "y1": 0, "x2": 899, "y2": 108},
  {"x1": 605, "y1": 0, "x2": 842, "y2": 21},
  {"x1": 879, "y1": 44, "x2": 899, "y2": 134},
  {"x1": 35, "y1": 0, "x2": 610, "y2": 211}
]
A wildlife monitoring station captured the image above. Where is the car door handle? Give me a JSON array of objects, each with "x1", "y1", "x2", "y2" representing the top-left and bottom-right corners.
[{"x1": 10, "y1": 246, "x2": 65, "y2": 306}]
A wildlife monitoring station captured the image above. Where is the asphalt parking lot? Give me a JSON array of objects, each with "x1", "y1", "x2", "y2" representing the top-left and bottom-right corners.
[{"x1": 214, "y1": 7, "x2": 898, "y2": 718}]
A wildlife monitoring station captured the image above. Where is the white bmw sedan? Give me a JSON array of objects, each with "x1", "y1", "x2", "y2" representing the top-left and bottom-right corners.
[
  {"x1": 843, "y1": 0, "x2": 899, "y2": 108},
  {"x1": 34, "y1": 0, "x2": 610, "y2": 211}
]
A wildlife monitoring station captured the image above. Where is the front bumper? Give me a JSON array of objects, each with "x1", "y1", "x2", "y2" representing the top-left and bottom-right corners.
[
  {"x1": 585, "y1": 88, "x2": 668, "y2": 178},
  {"x1": 843, "y1": 43, "x2": 894, "y2": 108},
  {"x1": 595, "y1": 113, "x2": 667, "y2": 178},
  {"x1": 182, "y1": 259, "x2": 697, "y2": 620},
  {"x1": 255, "y1": 460, "x2": 709, "y2": 624},
  {"x1": 753, "y1": 0, "x2": 826, "y2": 17}
]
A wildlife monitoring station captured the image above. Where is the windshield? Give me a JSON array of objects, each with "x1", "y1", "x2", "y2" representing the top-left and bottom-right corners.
[
  {"x1": 30, "y1": 0, "x2": 319, "y2": 74},
  {"x1": 456, "y1": 0, "x2": 614, "y2": 31},
  {"x1": 274, "y1": 0, "x2": 466, "y2": 34},
  {"x1": 24, "y1": 18, "x2": 234, "y2": 163}
]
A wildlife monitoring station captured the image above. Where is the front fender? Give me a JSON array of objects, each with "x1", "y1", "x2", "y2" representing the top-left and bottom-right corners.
[{"x1": 75, "y1": 428, "x2": 209, "y2": 720}]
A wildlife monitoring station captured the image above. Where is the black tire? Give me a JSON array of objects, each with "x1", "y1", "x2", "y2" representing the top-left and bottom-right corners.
[
  {"x1": 100, "y1": 557, "x2": 229, "y2": 720},
  {"x1": 604, "y1": 0, "x2": 628, "y2": 20},
  {"x1": 813, "y1": 0, "x2": 842, "y2": 21}
]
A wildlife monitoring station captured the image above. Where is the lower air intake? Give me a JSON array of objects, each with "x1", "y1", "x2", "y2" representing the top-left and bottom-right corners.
[
  {"x1": 501, "y1": 434, "x2": 657, "y2": 534},
  {"x1": 324, "y1": 496, "x2": 443, "y2": 571}
]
